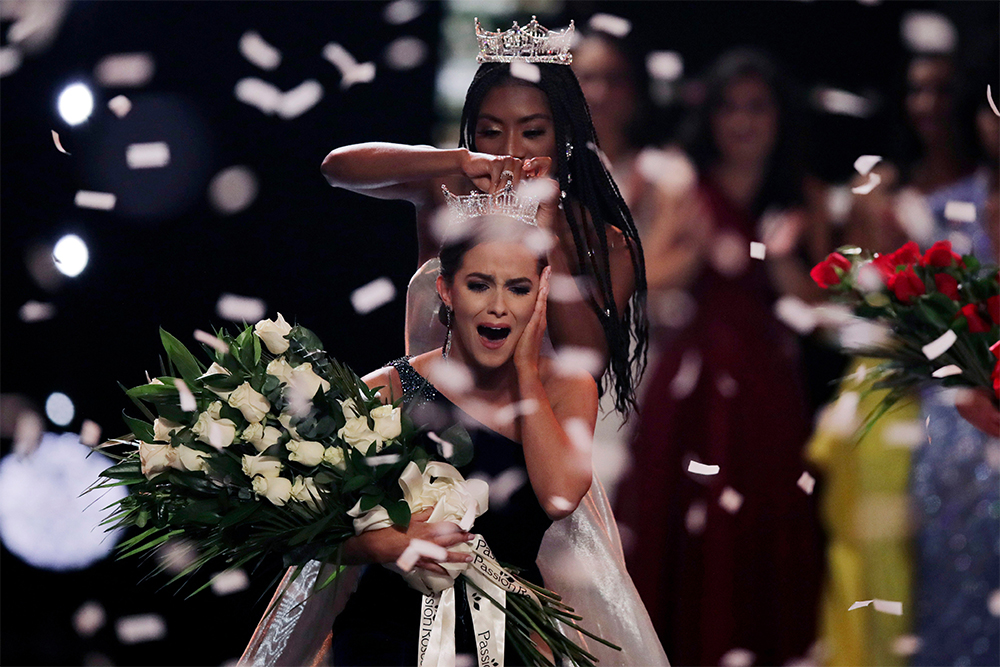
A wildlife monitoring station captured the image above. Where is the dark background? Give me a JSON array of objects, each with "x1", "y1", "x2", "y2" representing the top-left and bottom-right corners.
[{"x1": 1, "y1": 1, "x2": 996, "y2": 665}]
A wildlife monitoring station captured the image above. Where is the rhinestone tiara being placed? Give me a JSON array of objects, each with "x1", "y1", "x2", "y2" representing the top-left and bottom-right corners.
[
  {"x1": 441, "y1": 181, "x2": 540, "y2": 227},
  {"x1": 475, "y1": 15, "x2": 575, "y2": 65}
]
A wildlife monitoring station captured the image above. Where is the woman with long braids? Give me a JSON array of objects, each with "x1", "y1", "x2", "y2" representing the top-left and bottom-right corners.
[{"x1": 321, "y1": 17, "x2": 648, "y2": 418}]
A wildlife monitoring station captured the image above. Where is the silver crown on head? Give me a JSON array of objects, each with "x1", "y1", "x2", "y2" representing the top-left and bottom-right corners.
[
  {"x1": 475, "y1": 16, "x2": 575, "y2": 65},
  {"x1": 441, "y1": 180, "x2": 540, "y2": 227}
]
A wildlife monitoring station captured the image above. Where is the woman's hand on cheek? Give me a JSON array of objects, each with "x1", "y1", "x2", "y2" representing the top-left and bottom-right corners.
[{"x1": 514, "y1": 266, "x2": 551, "y2": 377}]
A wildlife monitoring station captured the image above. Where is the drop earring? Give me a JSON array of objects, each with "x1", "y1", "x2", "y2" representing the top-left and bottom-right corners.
[{"x1": 442, "y1": 307, "x2": 453, "y2": 359}]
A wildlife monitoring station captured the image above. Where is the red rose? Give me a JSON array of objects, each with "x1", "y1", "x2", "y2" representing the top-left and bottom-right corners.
[
  {"x1": 872, "y1": 254, "x2": 898, "y2": 282},
  {"x1": 921, "y1": 240, "x2": 963, "y2": 268},
  {"x1": 992, "y1": 341, "x2": 1000, "y2": 400},
  {"x1": 891, "y1": 266, "x2": 925, "y2": 304},
  {"x1": 988, "y1": 295, "x2": 1000, "y2": 324},
  {"x1": 933, "y1": 273, "x2": 960, "y2": 300},
  {"x1": 959, "y1": 303, "x2": 990, "y2": 333},
  {"x1": 810, "y1": 252, "x2": 852, "y2": 289},
  {"x1": 887, "y1": 241, "x2": 921, "y2": 267}
]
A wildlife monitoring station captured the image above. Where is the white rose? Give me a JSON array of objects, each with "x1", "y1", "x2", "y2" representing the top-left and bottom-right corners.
[
  {"x1": 278, "y1": 413, "x2": 302, "y2": 440},
  {"x1": 371, "y1": 405, "x2": 402, "y2": 442},
  {"x1": 192, "y1": 410, "x2": 237, "y2": 449},
  {"x1": 206, "y1": 401, "x2": 224, "y2": 420},
  {"x1": 244, "y1": 424, "x2": 282, "y2": 452},
  {"x1": 338, "y1": 415, "x2": 381, "y2": 454},
  {"x1": 290, "y1": 475, "x2": 324, "y2": 511},
  {"x1": 323, "y1": 446, "x2": 346, "y2": 470},
  {"x1": 286, "y1": 440, "x2": 326, "y2": 467},
  {"x1": 252, "y1": 475, "x2": 293, "y2": 506},
  {"x1": 198, "y1": 362, "x2": 233, "y2": 399},
  {"x1": 139, "y1": 441, "x2": 178, "y2": 479},
  {"x1": 266, "y1": 357, "x2": 295, "y2": 385},
  {"x1": 228, "y1": 382, "x2": 271, "y2": 423},
  {"x1": 242, "y1": 453, "x2": 282, "y2": 479},
  {"x1": 254, "y1": 313, "x2": 292, "y2": 354},
  {"x1": 287, "y1": 363, "x2": 331, "y2": 401},
  {"x1": 153, "y1": 418, "x2": 184, "y2": 443},
  {"x1": 172, "y1": 445, "x2": 208, "y2": 472}
]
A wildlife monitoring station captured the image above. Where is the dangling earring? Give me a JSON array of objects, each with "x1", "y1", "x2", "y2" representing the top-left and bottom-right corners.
[
  {"x1": 564, "y1": 142, "x2": 573, "y2": 184},
  {"x1": 442, "y1": 307, "x2": 453, "y2": 359}
]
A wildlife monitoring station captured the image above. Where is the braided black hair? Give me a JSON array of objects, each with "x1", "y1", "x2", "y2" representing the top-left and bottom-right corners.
[{"x1": 458, "y1": 62, "x2": 648, "y2": 417}]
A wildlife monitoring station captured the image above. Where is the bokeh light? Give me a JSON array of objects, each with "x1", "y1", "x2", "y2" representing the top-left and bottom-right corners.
[
  {"x1": 45, "y1": 392, "x2": 75, "y2": 426},
  {"x1": 57, "y1": 82, "x2": 94, "y2": 125},
  {"x1": 52, "y1": 233, "x2": 89, "y2": 277}
]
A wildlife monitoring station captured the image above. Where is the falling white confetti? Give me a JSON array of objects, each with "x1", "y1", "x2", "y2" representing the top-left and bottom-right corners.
[
  {"x1": 826, "y1": 185, "x2": 854, "y2": 224},
  {"x1": 988, "y1": 85, "x2": 1000, "y2": 118},
  {"x1": 74, "y1": 190, "x2": 116, "y2": 211},
  {"x1": 948, "y1": 231, "x2": 973, "y2": 256},
  {"x1": 495, "y1": 399, "x2": 539, "y2": 425},
  {"x1": 455, "y1": 655, "x2": 475, "y2": 667},
  {"x1": 175, "y1": 379, "x2": 196, "y2": 412},
  {"x1": 115, "y1": 614, "x2": 167, "y2": 644},
  {"x1": 988, "y1": 589, "x2": 1000, "y2": 616},
  {"x1": 562, "y1": 417, "x2": 594, "y2": 456},
  {"x1": 839, "y1": 319, "x2": 892, "y2": 350},
  {"x1": 922, "y1": 330, "x2": 956, "y2": 360},
  {"x1": 855, "y1": 262, "x2": 886, "y2": 293},
  {"x1": 646, "y1": 51, "x2": 683, "y2": 81},
  {"x1": 107, "y1": 94, "x2": 132, "y2": 117},
  {"x1": 720, "y1": 648, "x2": 755, "y2": 667},
  {"x1": 853, "y1": 155, "x2": 882, "y2": 176},
  {"x1": 546, "y1": 273, "x2": 586, "y2": 303},
  {"x1": 216, "y1": 293, "x2": 266, "y2": 323},
  {"x1": 774, "y1": 296, "x2": 817, "y2": 334},
  {"x1": 931, "y1": 364, "x2": 962, "y2": 378},
  {"x1": 208, "y1": 165, "x2": 258, "y2": 215},
  {"x1": 73, "y1": 601, "x2": 106, "y2": 638},
  {"x1": 0, "y1": 46, "x2": 22, "y2": 77},
  {"x1": 891, "y1": 635, "x2": 922, "y2": 657},
  {"x1": 812, "y1": 87, "x2": 874, "y2": 118},
  {"x1": 426, "y1": 358, "x2": 474, "y2": 394},
  {"x1": 155, "y1": 538, "x2": 198, "y2": 575},
  {"x1": 278, "y1": 80, "x2": 324, "y2": 120},
  {"x1": 687, "y1": 461, "x2": 720, "y2": 476},
  {"x1": 322, "y1": 43, "x2": 376, "y2": 89},
  {"x1": 635, "y1": 148, "x2": 696, "y2": 192},
  {"x1": 823, "y1": 391, "x2": 860, "y2": 437},
  {"x1": 194, "y1": 329, "x2": 230, "y2": 355},
  {"x1": 883, "y1": 420, "x2": 925, "y2": 449},
  {"x1": 797, "y1": 471, "x2": 816, "y2": 495},
  {"x1": 685, "y1": 500, "x2": 707, "y2": 534},
  {"x1": 79, "y1": 420, "x2": 102, "y2": 447},
  {"x1": 384, "y1": 36, "x2": 428, "y2": 70},
  {"x1": 12, "y1": 410, "x2": 43, "y2": 457},
  {"x1": 749, "y1": 241, "x2": 766, "y2": 260},
  {"x1": 551, "y1": 346, "x2": 604, "y2": 378},
  {"x1": 849, "y1": 599, "x2": 874, "y2": 611},
  {"x1": 234, "y1": 77, "x2": 283, "y2": 114},
  {"x1": 587, "y1": 13, "x2": 632, "y2": 37},
  {"x1": 873, "y1": 599, "x2": 904, "y2": 615},
  {"x1": 943, "y1": 201, "x2": 976, "y2": 224},
  {"x1": 481, "y1": 468, "x2": 527, "y2": 509},
  {"x1": 893, "y1": 188, "x2": 936, "y2": 245},
  {"x1": 509, "y1": 59, "x2": 540, "y2": 83},
  {"x1": 396, "y1": 538, "x2": 449, "y2": 572},
  {"x1": 19, "y1": 300, "x2": 56, "y2": 322},
  {"x1": 521, "y1": 226, "x2": 556, "y2": 256},
  {"x1": 716, "y1": 372, "x2": 739, "y2": 398},
  {"x1": 709, "y1": 231, "x2": 750, "y2": 276},
  {"x1": 210, "y1": 568, "x2": 250, "y2": 596},
  {"x1": 51, "y1": 130, "x2": 70, "y2": 154},
  {"x1": 901, "y1": 11, "x2": 956, "y2": 54},
  {"x1": 94, "y1": 52, "x2": 155, "y2": 87},
  {"x1": 383, "y1": 0, "x2": 424, "y2": 25},
  {"x1": 365, "y1": 454, "x2": 401, "y2": 466},
  {"x1": 719, "y1": 487, "x2": 743, "y2": 514},
  {"x1": 649, "y1": 288, "x2": 698, "y2": 329},
  {"x1": 239, "y1": 31, "x2": 281, "y2": 71},
  {"x1": 669, "y1": 349, "x2": 702, "y2": 399},
  {"x1": 459, "y1": 501, "x2": 477, "y2": 531},
  {"x1": 427, "y1": 431, "x2": 454, "y2": 459},
  {"x1": 549, "y1": 496, "x2": 574, "y2": 512},
  {"x1": 851, "y1": 172, "x2": 882, "y2": 195},
  {"x1": 350, "y1": 277, "x2": 396, "y2": 315},
  {"x1": 126, "y1": 141, "x2": 170, "y2": 169}
]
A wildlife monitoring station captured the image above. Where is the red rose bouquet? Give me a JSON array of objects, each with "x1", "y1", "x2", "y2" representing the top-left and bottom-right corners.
[{"x1": 811, "y1": 240, "x2": 999, "y2": 428}]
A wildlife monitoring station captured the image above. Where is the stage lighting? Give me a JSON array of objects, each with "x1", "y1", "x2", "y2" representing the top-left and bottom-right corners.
[
  {"x1": 53, "y1": 233, "x2": 89, "y2": 277},
  {"x1": 57, "y1": 82, "x2": 94, "y2": 125},
  {"x1": 45, "y1": 392, "x2": 74, "y2": 426}
]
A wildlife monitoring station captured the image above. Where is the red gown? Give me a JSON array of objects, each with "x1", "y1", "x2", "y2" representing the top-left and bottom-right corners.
[{"x1": 615, "y1": 179, "x2": 823, "y2": 666}]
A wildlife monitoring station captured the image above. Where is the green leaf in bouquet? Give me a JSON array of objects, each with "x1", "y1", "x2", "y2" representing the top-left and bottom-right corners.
[
  {"x1": 160, "y1": 329, "x2": 205, "y2": 386},
  {"x1": 200, "y1": 373, "x2": 242, "y2": 392},
  {"x1": 123, "y1": 414, "x2": 155, "y2": 443},
  {"x1": 916, "y1": 300, "x2": 949, "y2": 330},
  {"x1": 253, "y1": 331, "x2": 262, "y2": 366},
  {"x1": 963, "y1": 254, "x2": 981, "y2": 272},
  {"x1": 359, "y1": 492, "x2": 384, "y2": 512},
  {"x1": 127, "y1": 383, "x2": 181, "y2": 401},
  {"x1": 119, "y1": 528, "x2": 185, "y2": 560},
  {"x1": 437, "y1": 423, "x2": 475, "y2": 467},
  {"x1": 385, "y1": 499, "x2": 411, "y2": 527},
  {"x1": 341, "y1": 474, "x2": 368, "y2": 494},
  {"x1": 218, "y1": 500, "x2": 261, "y2": 528},
  {"x1": 120, "y1": 381, "x2": 157, "y2": 422},
  {"x1": 101, "y1": 459, "x2": 143, "y2": 481}
]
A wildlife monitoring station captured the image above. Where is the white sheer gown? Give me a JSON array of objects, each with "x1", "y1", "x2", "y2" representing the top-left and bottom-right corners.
[{"x1": 239, "y1": 260, "x2": 668, "y2": 666}]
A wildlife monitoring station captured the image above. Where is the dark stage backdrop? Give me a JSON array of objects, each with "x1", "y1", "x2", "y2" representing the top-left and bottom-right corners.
[{"x1": 1, "y1": 1, "x2": 995, "y2": 665}]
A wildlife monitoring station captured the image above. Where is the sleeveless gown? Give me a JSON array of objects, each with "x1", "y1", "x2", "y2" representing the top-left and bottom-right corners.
[{"x1": 330, "y1": 358, "x2": 551, "y2": 666}]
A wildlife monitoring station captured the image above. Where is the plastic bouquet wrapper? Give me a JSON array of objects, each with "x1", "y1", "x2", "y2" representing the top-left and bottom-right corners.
[
  {"x1": 811, "y1": 241, "x2": 999, "y2": 432},
  {"x1": 91, "y1": 315, "x2": 618, "y2": 666}
]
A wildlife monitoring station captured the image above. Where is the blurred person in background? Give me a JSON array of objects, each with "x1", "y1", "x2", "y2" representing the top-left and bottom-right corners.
[{"x1": 613, "y1": 48, "x2": 824, "y2": 666}]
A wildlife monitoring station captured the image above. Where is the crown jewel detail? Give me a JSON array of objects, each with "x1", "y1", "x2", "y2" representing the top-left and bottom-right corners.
[
  {"x1": 441, "y1": 181, "x2": 540, "y2": 227},
  {"x1": 475, "y1": 16, "x2": 574, "y2": 65}
]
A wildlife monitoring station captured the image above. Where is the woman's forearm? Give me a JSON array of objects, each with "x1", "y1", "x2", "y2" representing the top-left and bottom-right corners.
[{"x1": 321, "y1": 143, "x2": 468, "y2": 202}]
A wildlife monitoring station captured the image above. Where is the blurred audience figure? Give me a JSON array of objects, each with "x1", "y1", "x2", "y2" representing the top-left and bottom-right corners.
[{"x1": 613, "y1": 48, "x2": 824, "y2": 666}]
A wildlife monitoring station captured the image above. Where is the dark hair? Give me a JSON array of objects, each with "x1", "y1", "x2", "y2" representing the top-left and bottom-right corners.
[
  {"x1": 679, "y1": 48, "x2": 805, "y2": 216},
  {"x1": 458, "y1": 62, "x2": 648, "y2": 416}
]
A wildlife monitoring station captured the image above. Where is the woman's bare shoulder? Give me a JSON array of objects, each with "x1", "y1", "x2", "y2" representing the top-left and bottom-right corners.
[{"x1": 361, "y1": 364, "x2": 404, "y2": 404}]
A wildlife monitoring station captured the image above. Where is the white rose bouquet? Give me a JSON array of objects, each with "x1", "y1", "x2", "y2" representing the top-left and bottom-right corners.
[{"x1": 92, "y1": 316, "x2": 618, "y2": 667}]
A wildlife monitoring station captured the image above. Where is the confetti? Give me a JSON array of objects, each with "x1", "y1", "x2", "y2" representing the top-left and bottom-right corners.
[
  {"x1": 687, "y1": 461, "x2": 720, "y2": 476},
  {"x1": 426, "y1": 358, "x2": 474, "y2": 393},
  {"x1": 549, "y1": 496, "x2": 574, "y2": 512},
  {"x1": 826, "y1": 185, "x2": 853, "y2": 223},
  {"x1": 562, "y1": 417, "x2": 594, "y2": 456},
  {"x1": 115, "y1": 614, "x2": 167, "y2": 644},
  {"x1": 94, "y1": 52, "x2": 155, "y2": 87},
  {"x1": 797, "y1": 471, "x2": 816, "y2": 495},
  {"x1": 988, "y1": 589, "x2": 1000, "y2": 617},
  {"x1": 208, "y1": 165, "x2": 258, "y2": 215},
  {"x1": 546, "y1": 273, "x2": 586, "y2": 303},
  {"x1": 73, "y1": 601, "x2": 106, "y2": 638},
  {"x1": 891, "y1": 635, "x2": 922, "y2": 657},
  {"x1": 383, "y1": 0, "x2": 424, "y2": 25},
  {"x1": 74, "y1": 190, "x2": 116, "y2": 210},
  {"x1": 107, "y1": 94, "x2": 132, "y2": 118},
  {"x1": 509, "y1": 59, "x2": 540, "y2": 83},
  {"x1": 931, "y1": 364, "x2": 962, "y2": 378},
  {"x1": 635, "y1": 148, "x2": 696, "y2": 192},
  {"x1": 988, "y1": 85, "x2": 999, "y2": 118},
  {"x1": 156, "y1": 538, "x2": 198, "y2": 575},
  {"x1": 278, "y1": 80, "x2": 324, "y2": 120},
  {"x1": 216, "y1": 293, "x2": 266, "y2": 323},
  {"x1": 234, "y1": 77, "x2": 282, "y2": 114},
  {"x1": 749, "y1": 241, "x2": 766, "y2": 260},
  {"x1": 193, "y1": 329, "x2": 230, "y2": 355},
  {"x1": 427, "y1": 431, "x2": 454, "y2": 459},
  {"x1": 646, "y1": 51, "x2": 683, "y2": 81},
  {"x1": 901, "y1": 11, "x2": 956, "y2": 54},
  {"x1": 79, "y1": 420, "x2": 102, "y2": 447},
  {"x1": 239, "y1": 31, "x2": 281, "y2": 71},
  {"x1": 483, "y1": 468, "x2": 527, "y2": 509},
  {"x1": 709, "y1": 231, "x2": 750, "y2": 276},
  {"x1": 51, "y1": 130, "x2": 70, "y2": 154},
  {"x1": 893, "y1": 189, "x2": 936, "y2": 245},
  {"x1": 0, "y1": 46, "x2": 22, "y2": 77},
  {"x1": 883, "y1": 420, "x2": 925, "y2": 449},
  {"x1": 384, "y1": 36, "x2": 428, "y2": 70},
  {"x1": 848, "y1": 599, "x2": 874, "y2": 611},
  {"x1": 649, "y1": 288, "x2": 698, "y2": 329},
  {"x1": 175, "y1": 379, "x2": 196, "y2": 412},
  {"x1": 669, "y1": 349, "x2": 702, "y2": 399},
  {"x1": 551, "y1": 346, "x2": 604, "y2": 378},
  {"x1": 812, "y1": 87, "x2": 874, "y2": 118},
  {"x1": 396, "y1": 538, "x2": 449, "y2": 572},
  {"x1": 322, "y1": 43, "x2": 376, "y2": 89},
  {"x1": 720, "y1": 648, "x2": 755, "y2": 667},
  {"x1": 823, "y1": 391, "x2": 860, "y2": 437},
  {"x1": 350, "y1": 277, "x2": 396, "y2": 314},
  {"x1": 943, "y1": 200, "x2": 976, "y2": 224},
  {"x1": 19, "y1": 300, "x2": 56, "y2": 322},
  {"x1": 774, "y1": 295, "x2": 817, "y2": 334},
  {"x1": 455, "y1": 655, "x2": 476, "y2": 667},
  {"x1": 851, "y1": 172, "x2": 881, "y2": 195},
  {"x1": 873, "y1": 599, "x2": 903, "y2": 615},
  {"x1": 684, "y1": 500, "x2": 707, "y2": 534},
  {"x1": 587, "y1": 13, "x2": 632, "y2": 37},
  {"x1": 126, "y1": 141, "x2": 170, "y2": 169},
  {"x1": 719, "y1": 487, "x2": 743, "y2": 514},
  {"x1": 853, "y1": 155, "x2": 882, "y2": 176},
  {"x1": 210, "y1": 568, "x2": 250, "y2": 596},
  {"x1": 716, "y1": 372, "x2": 739, "y2": 398},
  {"x1": 13, "y1": 410, "x2": 43, "y2": 457},
  {"x1": 495, "y1": 399, "x2": 539, "y2": 424},
  {"x1": 839, "y1": 319, "x2": 891, "y2": 350},
  {"x1": 365, "y1": 454, "x2": 401, "y2": 466},
  {"x1": 922, "y1": 330, "x2": 956, "y2": 360}
]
